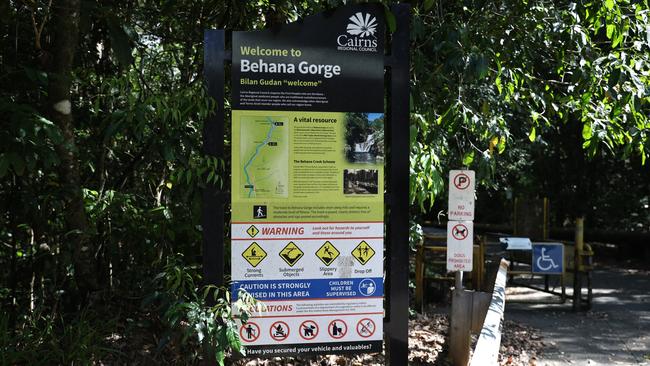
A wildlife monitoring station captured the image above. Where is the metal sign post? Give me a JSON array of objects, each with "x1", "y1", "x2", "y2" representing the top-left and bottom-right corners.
[
  {"x1": 447, "y1": 169, "x2": 476, "y2": 366},
  {"x1": 386, "y1": 4, "x2": 410, "y2": 365}
]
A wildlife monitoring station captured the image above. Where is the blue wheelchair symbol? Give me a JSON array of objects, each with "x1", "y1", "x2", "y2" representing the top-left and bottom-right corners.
[{"x1": 532, "y1": 243, "x2": 563, "y2": 274}]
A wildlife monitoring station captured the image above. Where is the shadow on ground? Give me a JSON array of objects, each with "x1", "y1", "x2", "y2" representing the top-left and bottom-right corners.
[{"x1": 506, "y1": 265, "x2": 650, "y2": 366}]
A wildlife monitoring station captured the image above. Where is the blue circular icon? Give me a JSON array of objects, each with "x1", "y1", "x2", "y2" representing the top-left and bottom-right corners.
[{"x1": 358, "y1": 279, "x2": 376, "y2": 296}]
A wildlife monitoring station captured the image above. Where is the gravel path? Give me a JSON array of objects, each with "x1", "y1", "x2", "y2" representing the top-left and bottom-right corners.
[{"x1": 506, "y1": 266, "x2": 650, "y2": 366}]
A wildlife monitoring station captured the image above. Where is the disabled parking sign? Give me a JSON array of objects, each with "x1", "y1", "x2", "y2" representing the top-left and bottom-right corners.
[{"x1": 532, "y1": 243, "x2": 564, "y2": 274}]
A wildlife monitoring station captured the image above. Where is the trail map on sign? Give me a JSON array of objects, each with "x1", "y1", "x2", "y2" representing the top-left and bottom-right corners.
[{"x1": 240, "y1": 115, "x2": 288, "y2": 199}]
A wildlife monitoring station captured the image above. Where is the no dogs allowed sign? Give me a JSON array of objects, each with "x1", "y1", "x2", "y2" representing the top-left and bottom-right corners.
[{"x1": 447, "y1": 221, "x2": 473, "y2": 271}]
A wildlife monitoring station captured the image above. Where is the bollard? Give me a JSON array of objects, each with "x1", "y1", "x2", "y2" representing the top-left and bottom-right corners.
[{"x1": 573, "y1": 217, "x2": 584, "y2": 311}]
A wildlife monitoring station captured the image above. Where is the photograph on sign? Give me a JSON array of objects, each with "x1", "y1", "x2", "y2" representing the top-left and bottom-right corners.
[
  {"x1": 446, "y1": 221, "x2": 474, "y2": 272},
  {"x1": 448, "y1": 170, "x2": 475, "y2": 221},
  {"x1": 230, "y1": 3, "x2": 385, "y2": 357}
]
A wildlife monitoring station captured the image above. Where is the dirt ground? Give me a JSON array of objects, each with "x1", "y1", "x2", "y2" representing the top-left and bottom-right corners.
[
  {"x1": 506, "y1": 264, "x2": 650, "y2": 366},
  {"x1": 234, "y1": 313, "x2": 543, "y2": 366}
]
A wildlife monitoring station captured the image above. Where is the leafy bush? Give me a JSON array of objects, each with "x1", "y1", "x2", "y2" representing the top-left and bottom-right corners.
[{"x1": 147, "y1": 254, "x2": 259, "y2": 365}]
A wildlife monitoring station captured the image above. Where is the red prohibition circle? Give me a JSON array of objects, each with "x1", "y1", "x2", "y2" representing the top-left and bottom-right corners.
[
  {"x1": 299, "y1": 320, "x2": 319, "y2": 341},
  {"x1": 453, "y1": 173, "x2": 471, "y2": 190},
  {"x1": 239, "y1": 321, "x2": 260, "y2": 343},
  {"x1": 356, "y1": 318, "x2": 376, "y2": 338},
  {"x1": 269, "y1": 321, "x2": 290, "y2": 342},
  {"x1": 327, "y1": 319, "x2": 347, "y2": 339},
  {"x1": 452, "y1": 223, "x2": 469, "y2": 240}
]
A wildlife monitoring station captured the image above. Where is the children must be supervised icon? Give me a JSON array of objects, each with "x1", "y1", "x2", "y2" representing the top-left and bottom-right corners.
[{"x1": 358, "y1": 278, "x2": 377, "y2": 296}]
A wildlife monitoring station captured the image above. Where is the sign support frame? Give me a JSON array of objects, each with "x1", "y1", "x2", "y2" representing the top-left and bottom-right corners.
[
  {"x1": 203, "y1": 4, "x2": 410, "y2": 364},
  {"x1": 203, "y1": 29, "x2": 227, "y2": 295},
  {"x1": 385, "y1": 4, "x2": 410, "y2": 365}
]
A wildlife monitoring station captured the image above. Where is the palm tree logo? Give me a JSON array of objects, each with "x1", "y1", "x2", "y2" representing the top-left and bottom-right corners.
[{"x1": 346, "y1": 12, "x2": 377, "y2": 38}]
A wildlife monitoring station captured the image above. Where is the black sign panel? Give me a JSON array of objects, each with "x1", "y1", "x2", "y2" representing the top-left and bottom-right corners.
[{"x1": 232, "y1": 4, "x2": 384, "y2": 112}]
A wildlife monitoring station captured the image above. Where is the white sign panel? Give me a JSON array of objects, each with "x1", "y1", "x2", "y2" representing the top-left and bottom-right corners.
[
  {"x1": 448, "y1": 170, "x2": 475, "y2": 221},
  {"x1": 447, "y1": 221, "x2": 473, "y2": 271},
  {"x1": 231, "y1": 222, "x2": 383, "y2": 354},
  {"x1": 499, "y1": 237, "x2": 532, "y2": 251}
]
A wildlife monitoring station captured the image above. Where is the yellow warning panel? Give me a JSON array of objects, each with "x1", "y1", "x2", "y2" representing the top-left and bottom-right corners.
[
  {"x1": 315, "y1": 241, "x2": 340, "y2": 266},
  {"x1": 242, "y1": 242, "x2": 267, "y2": 267},
  {"x1": 247, "y1": 225, "x2": 259, "y2": 238},
  {"x1": 279, "y1": 242, "x2": 304, "y2": 267},
  {"x1": 352, "y1": 241, "x2": 375, "y2": 265}
]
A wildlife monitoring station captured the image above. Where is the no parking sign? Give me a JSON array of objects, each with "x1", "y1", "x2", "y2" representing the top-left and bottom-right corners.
[{"x1": 448, "y1": 170, "x2": 475, "y2": 221}]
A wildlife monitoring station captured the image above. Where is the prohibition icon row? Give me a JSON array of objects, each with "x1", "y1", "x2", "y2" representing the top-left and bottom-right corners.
[{"x1": 240, "y1": 318, "x2": 376, "y2": 342}]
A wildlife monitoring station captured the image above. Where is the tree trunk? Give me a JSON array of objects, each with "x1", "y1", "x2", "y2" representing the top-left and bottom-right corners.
[{"x1": 48, "y1": 0, "x2": 98, "y2": 299}]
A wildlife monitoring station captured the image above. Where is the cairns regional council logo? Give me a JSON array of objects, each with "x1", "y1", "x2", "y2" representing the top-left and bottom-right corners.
[{"x1": 337, "y1": 12, "x2": 378, "y2": 52}]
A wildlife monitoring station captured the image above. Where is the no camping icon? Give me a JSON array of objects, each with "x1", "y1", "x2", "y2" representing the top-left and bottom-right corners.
[{"x1": 270, "y1": 321, "x2": 290, "y2": 342}]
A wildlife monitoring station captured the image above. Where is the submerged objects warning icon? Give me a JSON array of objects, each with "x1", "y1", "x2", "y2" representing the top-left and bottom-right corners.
[
  {"x1": 352, "y1": 240, "x2": 375, "y2": 265},
  {"x1": 246, "y1": 225, "x2": 259, "y2": 238},
  {"x1": 316, "y1": 241, "x2": 340, "y2": 266},
  {"x1": 279, "y1": 242, "x2": 304, "y2": 267},
  {"x1": 242, "y1": 242, "x2": 267, "y2": 267}
]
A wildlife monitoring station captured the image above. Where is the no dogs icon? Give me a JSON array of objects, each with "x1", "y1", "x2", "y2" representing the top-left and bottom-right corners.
[
  {"x1": 452, "y1": 223, "x2": 469, "y2": 241},
  {"x1": 299, "y1": 320, "x2": 319, "y2": 340}
]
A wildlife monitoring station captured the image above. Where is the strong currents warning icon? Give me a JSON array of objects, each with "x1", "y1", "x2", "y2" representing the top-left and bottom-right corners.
[{"x1": 242, "y1": 242, "x2": 267, "y2": 267}]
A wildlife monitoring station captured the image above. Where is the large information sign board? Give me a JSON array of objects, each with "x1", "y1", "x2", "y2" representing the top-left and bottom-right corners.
[{"x1": 230, "y1": 4, "x2": 385, "y2": 357}]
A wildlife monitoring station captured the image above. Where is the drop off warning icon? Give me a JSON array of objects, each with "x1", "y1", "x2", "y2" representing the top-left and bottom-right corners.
[{"x1": 352, "y1": 240, "x2": 375, "y2": 265}]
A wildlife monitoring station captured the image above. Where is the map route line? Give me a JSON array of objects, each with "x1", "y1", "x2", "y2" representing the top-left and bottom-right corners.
[{"x1": 243, "y1": 117, "x2": 277, "y2": 198}]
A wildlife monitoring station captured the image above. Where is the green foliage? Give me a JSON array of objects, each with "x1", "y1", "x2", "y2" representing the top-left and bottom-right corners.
[
  {"x1": 1, "y1": 0, "x2": 649, "y2": 363},
  {"x1": 408, "y1": 0, "x2": 650, "y2": 216},
  {"x1": 0, "y1": 309, "x2": 112, "y2": 365},
  {"x1": 148, "y1": 255, "x2": 259, "y2": 365},
  {"x1": 0, "y1": 100, "x2": 62, "y2": 177}
]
